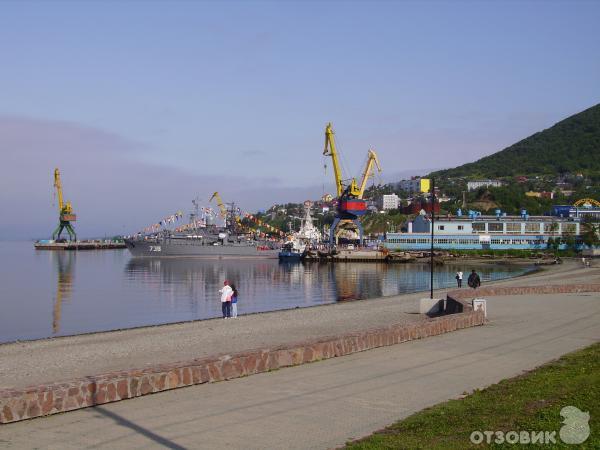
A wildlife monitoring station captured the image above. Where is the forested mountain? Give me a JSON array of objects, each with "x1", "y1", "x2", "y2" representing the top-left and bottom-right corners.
[{"x1": 430, "y1": 103, "x2": 600, "y2": 179}]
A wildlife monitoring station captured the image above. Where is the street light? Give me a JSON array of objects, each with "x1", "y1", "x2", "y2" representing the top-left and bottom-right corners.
[{"x1": 430, "y1": 178, "x2": 436, "y2": 300}]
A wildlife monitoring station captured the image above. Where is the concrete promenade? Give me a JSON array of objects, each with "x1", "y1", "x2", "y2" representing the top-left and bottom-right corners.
[{"x1": 0, "y1": 262, "x2": 598, "y2": 449}]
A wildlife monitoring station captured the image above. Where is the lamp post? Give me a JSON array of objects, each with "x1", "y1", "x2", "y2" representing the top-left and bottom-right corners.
[{"x1": 430, "y1": 178, "x2": 435, "y2": 300}]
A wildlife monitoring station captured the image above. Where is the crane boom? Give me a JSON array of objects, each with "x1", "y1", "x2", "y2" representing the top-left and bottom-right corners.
[
  {"x1": 54, "y1": 168, "x2": 74, "y2": 215},
  {"x1": 323, "y1": 123, "x2": 344, "y2": 197},
  {"x1": 358, "y1": 149, "x2": 382, "y2": 199},
  {"x1": 54, "y1": 168, "x2": 64, "y2": 212},
  {"x1": 209, "y1": 192, "x2": 228, "y2": 218},
  {"x1": 323, "y1": 123, "x2": 360, "y2": 197}
]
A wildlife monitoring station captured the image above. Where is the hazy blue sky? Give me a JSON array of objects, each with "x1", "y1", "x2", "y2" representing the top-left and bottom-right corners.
[{"x1": 1, "y1": 1, "x2": 599, "y2": 238}]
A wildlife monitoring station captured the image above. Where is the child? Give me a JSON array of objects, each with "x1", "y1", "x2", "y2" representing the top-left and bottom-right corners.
[{"x1": 230, "y1": 283, "x2": 239, "y2": 318}]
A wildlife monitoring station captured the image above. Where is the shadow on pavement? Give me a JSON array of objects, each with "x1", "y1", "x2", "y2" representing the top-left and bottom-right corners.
[{"x1": 95, "y1": 406, "x2": 186, "y2": 450}]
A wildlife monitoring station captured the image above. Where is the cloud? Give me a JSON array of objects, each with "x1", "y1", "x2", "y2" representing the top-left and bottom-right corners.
[{"x1": 0, "y1": 116, "x2": 327, "y2": 239}]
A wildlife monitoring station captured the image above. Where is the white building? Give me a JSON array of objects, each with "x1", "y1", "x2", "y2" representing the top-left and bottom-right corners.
[
  {"x1": 398, "y1": 178, "x2": 429, "y2": 193},
  {"x1": 467, "y1": 180, "x2": 504, "y2": 191},
  {"x1": 382, "y1": 193, "x2": 400, "y2": 210}
]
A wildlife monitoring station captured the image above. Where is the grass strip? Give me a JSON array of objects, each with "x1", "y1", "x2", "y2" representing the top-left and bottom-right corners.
[{"x1": 346, "y1": 343, "x2": 599, "y2": 449}]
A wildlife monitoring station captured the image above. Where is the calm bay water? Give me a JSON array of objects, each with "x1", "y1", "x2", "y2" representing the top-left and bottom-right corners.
[{"x1": 0, "y1": 241, "x2": 532, "y2": 343}]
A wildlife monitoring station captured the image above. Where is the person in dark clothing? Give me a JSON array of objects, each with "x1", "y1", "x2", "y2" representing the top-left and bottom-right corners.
[{"x1": 467, "y1": 269, "x2": 481, "y2": 289}]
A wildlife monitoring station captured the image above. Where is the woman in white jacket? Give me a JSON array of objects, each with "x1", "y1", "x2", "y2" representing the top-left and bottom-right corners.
[{"x1": 219, "y1": 280, "x2": 233, "y2": 318}]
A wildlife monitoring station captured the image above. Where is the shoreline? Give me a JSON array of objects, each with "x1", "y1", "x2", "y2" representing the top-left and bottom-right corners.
[
  {"x1": 1, "y1": 260, "x2": 598, "y2": 424},
  {"x1": 0, "y1": 259, "x2": 536, "y2": 346},
  {"x1": 0, "y1": 260, "x2": 579, "y2": 391}
]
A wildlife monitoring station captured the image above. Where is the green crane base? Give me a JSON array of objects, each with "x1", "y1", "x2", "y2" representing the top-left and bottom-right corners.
[{"x1": 52, "y1": 221, "x2": 77, "y2": 241}]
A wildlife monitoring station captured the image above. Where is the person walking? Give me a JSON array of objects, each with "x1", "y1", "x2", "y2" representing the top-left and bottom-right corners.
[
  {"x1": 455, "y1": 270, "x2": 463, "y2": 288},
  {"x1": 219, "y1": 280, "x2": 233, "y2": 319},
  {"x1": 467, "y1": 269, "x2": 481, "y2": 290},
  {"x1": 230, "y1": 283, "x2": 239, "y2": 318}
]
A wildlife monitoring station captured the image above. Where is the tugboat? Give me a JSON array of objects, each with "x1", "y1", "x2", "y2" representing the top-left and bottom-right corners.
[{"x1": 278, "y1": 239, "x2": 305, "y2": 261}]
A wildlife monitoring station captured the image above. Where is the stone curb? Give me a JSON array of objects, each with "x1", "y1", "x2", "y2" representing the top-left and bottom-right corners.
[
  {"x1": 446, "y1": 283, "x2": 600, "y2": 301},
  {"x1": 0, "y1": 311, "x2": 485, "y2": 424}
]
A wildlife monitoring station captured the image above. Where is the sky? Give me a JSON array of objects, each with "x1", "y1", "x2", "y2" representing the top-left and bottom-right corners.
[{"x1": 1, "y1": 0, "x2": 599, "y2": 239}]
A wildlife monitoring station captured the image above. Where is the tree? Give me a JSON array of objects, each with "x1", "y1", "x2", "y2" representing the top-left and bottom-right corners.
[{"x1": 581, "y1": 220, "x2": 600, "y2": 248}]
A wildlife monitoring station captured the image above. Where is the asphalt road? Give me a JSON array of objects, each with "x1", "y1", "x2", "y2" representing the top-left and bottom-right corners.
[{"x1": 1, "y1": 287, "x2": 598, "y2": 449}]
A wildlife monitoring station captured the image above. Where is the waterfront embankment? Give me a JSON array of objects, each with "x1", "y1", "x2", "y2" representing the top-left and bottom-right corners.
[{"x1": 0, "y1": 260, "x2": 597, "y2": 424}]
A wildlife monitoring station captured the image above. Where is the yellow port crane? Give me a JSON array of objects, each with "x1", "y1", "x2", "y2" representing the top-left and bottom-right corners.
[
  {"x1": 323, "y1": 123, "x2": 370, "y2": 246},
  {"x1": 209, "y1": 191, "x2": 245, "y2": 229},
  {"x1": 209, "y1": 192, "x2": 228, "y2": 219},
  {"x1": 357, "y1": 149, "x2": 382, "y2": 199},
  {"x1": 52, "y1": 168, "x2": 77, "y2": 241}
]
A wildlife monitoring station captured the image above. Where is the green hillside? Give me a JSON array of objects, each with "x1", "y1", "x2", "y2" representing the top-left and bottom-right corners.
[{"x1": 430, "y1": 103, "x2": 600, "y2": 179}]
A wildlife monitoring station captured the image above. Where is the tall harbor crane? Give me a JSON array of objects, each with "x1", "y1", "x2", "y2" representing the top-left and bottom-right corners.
[
  {"x1": 209, "y1": 192, "x2": 228, "y2": 219},
  {"x1": 52, "y1": 168, "x2": 77, "y2": 241},
  {"x1": 357, "y1": 149, "x2": 382, "y2": 199},
  {"x1": 323, "y1": 123, "x2": 368, "y2": 246}
]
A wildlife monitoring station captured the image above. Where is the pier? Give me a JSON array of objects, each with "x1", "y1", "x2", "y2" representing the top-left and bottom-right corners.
[
  {"x1": 33, "y1": 240, "x2": 126, "y2": 250},
  {"x1": 304, "y1": 248, "x2": 413, "y2": 262}
]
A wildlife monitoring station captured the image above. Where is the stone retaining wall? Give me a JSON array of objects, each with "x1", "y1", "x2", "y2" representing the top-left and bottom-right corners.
[{"x1": 0, "y1": 311, "x2": 484, "y2": 424}]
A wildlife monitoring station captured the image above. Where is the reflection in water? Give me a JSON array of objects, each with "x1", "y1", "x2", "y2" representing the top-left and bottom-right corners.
[
  {"x1": 125, "y1": 258, "x2": 531, "y2": 309},
  {"x1": 124, "y1": 258, "x2": 335, "y2": 312},
  {"x1": 52, "y1": 251, "x2": 75, "y2": 334}
]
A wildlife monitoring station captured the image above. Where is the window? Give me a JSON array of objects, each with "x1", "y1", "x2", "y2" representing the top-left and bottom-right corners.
[
  {"x1": 544, "y1": 223, "x2": 559, "y2": 234},
  {"x1": 438, "y1": 225, "x2": 445, "y2": 231},
  {"x1": 525, "y1": 223, "x2": 540, "y2": 233},
  {"x1": 506, "y1": 223, "x2": 521, "y2": 233},
  {"x1": 562, "y1": 223, "x2": 577, "y2": 234},
  {"x1": 458, "y1": 225, "x2": 464, "y2": 230},
  {"x1": 488, "y1": 222, "x2": 503, "y2": 233},
  {"x1": 472, "y1": 222, "x2": 485, "y2": 233}
]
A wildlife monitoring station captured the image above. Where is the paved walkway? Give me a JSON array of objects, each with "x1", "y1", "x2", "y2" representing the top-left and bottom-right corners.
[{"x1": 1, "y1": 267, "x2": 598, "y2": 448}]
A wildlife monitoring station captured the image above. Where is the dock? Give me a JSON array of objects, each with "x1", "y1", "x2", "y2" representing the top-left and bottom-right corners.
[
  {"x1": 33, "y1": 240, "x2": 126, "y2": 250},
  {"x1": 304, "y1": 248, "x2": 415, "y2": 262}
]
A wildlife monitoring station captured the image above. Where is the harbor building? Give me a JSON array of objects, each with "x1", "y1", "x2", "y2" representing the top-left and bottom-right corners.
[
  {"x1": 551, "y1": 204, "x2": 600, "y2": 220},
  {"x1": 467, "y1": 179, "x2": 504, "y2": 191},
  {"x1": 397, "y1": 177, "x2": 430, "y2": 193},
  {"x1": 385, "y1": 210, "x2": 584, "y2": 251},
  {"x1": 382, "y1": 194, "x2": 400, "y2": 210}
]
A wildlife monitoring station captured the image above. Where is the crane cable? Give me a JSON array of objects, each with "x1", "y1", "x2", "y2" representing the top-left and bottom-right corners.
[
  {"x1": 322, "y1": 154, "x2": 328, "y2": 198},
  {"x1": 334, "y1": 132, "x2": 354, "y2": 186}
]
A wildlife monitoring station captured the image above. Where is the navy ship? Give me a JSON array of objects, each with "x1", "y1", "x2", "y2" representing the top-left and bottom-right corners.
[
  {"x1": 125, "y1": 232, "x2": 279, "y2": 258},
  {"x1": 125, "y1": 202, "x2": 280, "y2": 258}
]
